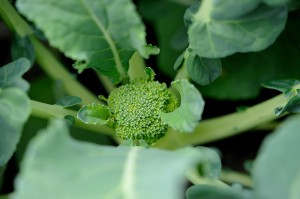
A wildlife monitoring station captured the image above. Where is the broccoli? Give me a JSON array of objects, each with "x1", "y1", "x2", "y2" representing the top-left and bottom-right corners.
[{"x1": 107, "y1": 77, "x2": 178, "y2": 144}]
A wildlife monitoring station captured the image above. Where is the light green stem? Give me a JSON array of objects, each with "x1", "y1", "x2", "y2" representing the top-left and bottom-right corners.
[
  {"x1": 174, "y1": 51, "x2": 190, "y2": 81},
  {"x1": 156, "y1": 93, "x2": 288, "y2": 149},
  {"x1": 0, "y1": 0, "x2": 32, "y2": 36},
  {"x1": 220, "y1": 170, "x2": 252, "y2": 187},
  {"x1": 128, "y1": 52, "x2": 146, "y2": 80},
  {"x1": 96, "y1": 72, "x2": 115, "y2": 93},
  {"x1": 31, "y1": 100, "x2": 115, "y2": 135},
  {"x1": 187, "y1": 168, "x2": 229, "y2": 187}
]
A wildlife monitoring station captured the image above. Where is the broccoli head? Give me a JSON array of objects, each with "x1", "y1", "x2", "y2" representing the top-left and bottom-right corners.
[{"x1": 107, "y1": 78, "x2": 178, "y2": 144}]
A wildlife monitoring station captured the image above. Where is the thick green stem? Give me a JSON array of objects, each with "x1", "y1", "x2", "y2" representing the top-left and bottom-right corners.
[
  {"x1": 0, "y1": 0, "x2": 32, "y2": 36},
  {"x1": 96, "y1": 72, "x2": 115, "y2": 93},
  {"x1": 156, "y1": 93, "x2": 288, "y2": 149},
  {"x1": 31, "y1": 100, "x2": 115, "y2": 135}
]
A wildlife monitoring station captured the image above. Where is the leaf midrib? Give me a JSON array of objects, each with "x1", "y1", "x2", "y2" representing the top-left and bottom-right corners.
[{"x1": 80, "y1": 0, "x2": 127, "y2": 80}]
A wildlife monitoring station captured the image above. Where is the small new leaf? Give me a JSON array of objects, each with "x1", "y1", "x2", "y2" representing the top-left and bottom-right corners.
[
  {"x1": 0, "y1": 58, "x2": 31, "y2": 92},
  {"x1": 64, "y1": 115, "x2": 75, "y2": 127},
  {"x1": 186, "y1": 49, "x2": 222, "y2": 85},
  {"x1": 173, "y1": 52, "x2": 185, "y2": 70},
  {"x1": 160, "y1": 79, "x2": 205, "y2": 132},
  {"x1": 262, "y1": 79, "x2": 300, "y2": 97},
  {"x1": 274, "y1": 93, "x2": 300, "y2": 116},
  {"x1": 77, "y1": 103, "x2": 110, "y2": 125},
  {"x1": 55, "y1": 96, "x2": 82, "y2": 108}
]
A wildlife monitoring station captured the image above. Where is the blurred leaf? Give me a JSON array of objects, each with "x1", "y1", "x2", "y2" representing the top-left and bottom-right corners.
[
  {"x1": 55, "y1": 96, "x2": 82, "y2": 107},
  {"x1": 196, "y1": 147, "x2": 221, "y2": 179},
  {"x1": 17, "y1": 0, "x2": 154, "y2": 83},
  {"x1": 261, "y1": 79, "x2": 300, "y2": 97},
  {"x1": 274, "y1": 93, "x2": 300, "y2": 116},
  {"x1": 139, "y1": 0, "x2": 188, "y2": 77},
  {"x1": 185, "y1": 1, "x2": 287, "y2": 58},
  {"x1": 64, "y1": 115, "x2": 75, "y2": 127},
  {"x1": 12, "y1": 119, "x2": 215, "y2": 199},
  {"x1": 160, "y1": 79, "x2": 204, "y2": 132},
  {"x1": 77, "y1": 103, "x2": 110, "y2": 125},
  {"x1": 253, "y1": 115, "x2": 300, "y2": 199},
  {"x1": 186, "y1": 49, "x2": 222, "y2": 85},
  {"x1": 0, "y1": 88, "x2": 30, "y2": 166},
  {"x1": 186, "y1": 185, "x2": 245, "y2": 199},
  {"x1": 0, "y1": 58, "x2": 30, "y2": 92},
  {"x1": 263, "y1": 0, "x2": 291, "y2": 6},
  {"x1": 200, "y1": 19, "x2": 300, "y2": 100},
  {"x1": 10, "y1": 34, "x2": 35, "y2": 64}
]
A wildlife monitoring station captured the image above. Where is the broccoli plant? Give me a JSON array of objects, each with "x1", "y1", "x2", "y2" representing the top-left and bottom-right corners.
[{"x1": 0, "y1": 0, "x2": 300, "y2": 199}]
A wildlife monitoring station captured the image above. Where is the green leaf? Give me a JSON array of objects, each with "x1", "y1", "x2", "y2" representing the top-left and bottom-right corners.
[
  {"x1": 195, "y1": 147, "x2": 221, "y2": 179},
  {"x1": 253, "y1": 115, "x2": 300, "y2": 199},
  {"x1": 186, "y1": 185, "x2": 246, "y2": 199},
  {"x1": 160, "y1": 79, "x2": 204, "y2": 132},
  {"x1": 17, "y1": 0, "x2": 153, "y2": 83},
  {"x1": 144, "y1": 67, "x2": 155, "y2": 81},
  {"x1": 77, "y1": 103, "x2": 110, "y2": 125},
  {"x1": 173, "y1": 52, "x2": 185, "y2": 70},
  {"x1": 0, "y1": 88, "x2": 31, "y2": 166},
  {"x1": 274, "y1": 94, "x2": 300, "y2": 116},
  {"x1": 55, "y1": 96, "x2": 82, "y2": 107},
  {"x1": 263, "y1": 0, "x2": 291, "y2": 6},
  {"x1": 0, "y1": 58, "x2": 31, "y2": 92},
  {"x1": 10, "y1": 33, "x2": 35, "y2": 64},
  {"x1": 12, "y1": 119, "x2": 215, "y2": 199},
  {"x1": 186, "y1": 49, "x2": 222, "y2": 85},
  {"x1": 185, "y1": 0, "x2": 287, "y2": 58},
  {"x1": 64, "y1": 115, "x2": 75, "y2": 127},
  {"x1": 261, "y1": 79, "x2": 300, "y2": 97},
  {"x1": 200, "y1": 19, "x2": 300, "y2": 100}
]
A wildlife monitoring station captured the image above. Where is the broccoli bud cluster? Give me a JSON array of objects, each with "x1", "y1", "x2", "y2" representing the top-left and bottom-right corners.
[{"x1": 108, "y1": 78, "x2": 178, "y2": 144}]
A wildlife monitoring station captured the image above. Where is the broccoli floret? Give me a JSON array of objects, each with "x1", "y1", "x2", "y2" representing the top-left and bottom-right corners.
[{"x1": 107, "y1": 78, "x2": 178, "y2": 144}]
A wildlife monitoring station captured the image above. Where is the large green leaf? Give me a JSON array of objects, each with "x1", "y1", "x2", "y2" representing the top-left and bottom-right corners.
[
  {"x1": 253, "y1": 115, "x2": 300, "y2": 199},
  {"x1": 17, "y1": 0, "x2": 154, "y2": 83},
  {"x1": 186, "y1": 185, "x2": 246, "y2": 199},
  {"x1": 11, "y1": 119, "x2": 219, "y2": 199},
  {"x1": 160, "y1": 79, "x2": 204, "y2": 132},
  {"x1": 185, "y1": 0, "x2": 287, "y2": 58},
  {"x1": 0, "y1": 58, "x2": 31, "y2": 92},
  {"x1": 200, "y1": 19, "x2": 300, "y2": 100},
  {"x1": 0, "y1": 88, "x2": 31, "y2": 166}
]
